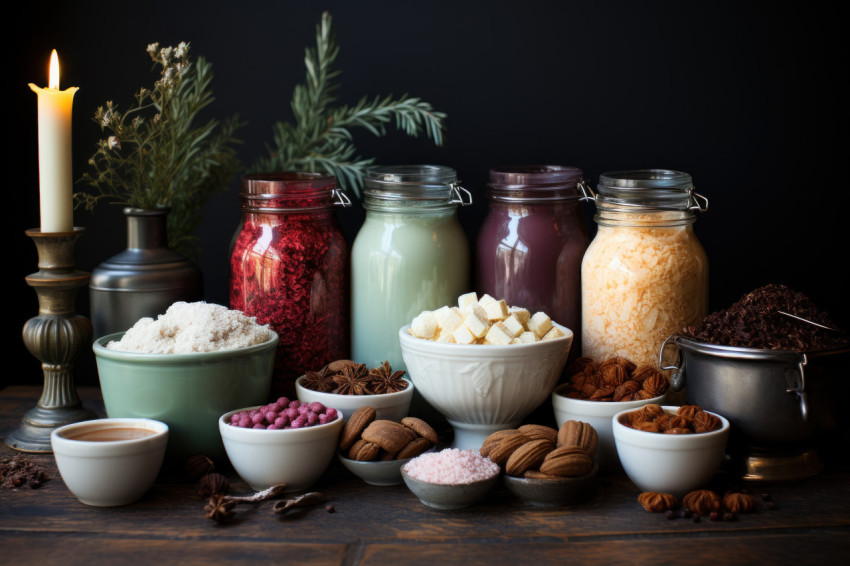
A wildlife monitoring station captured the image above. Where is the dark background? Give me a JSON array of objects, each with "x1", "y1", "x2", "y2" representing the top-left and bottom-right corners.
[{"x1": 9, "y1": 1, "x2": 847, "y2": 387}]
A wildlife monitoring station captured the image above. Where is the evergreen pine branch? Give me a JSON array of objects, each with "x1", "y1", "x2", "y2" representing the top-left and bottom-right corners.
[{"x1": 253, "y1": 11, "x2": 447, "y2": 195}]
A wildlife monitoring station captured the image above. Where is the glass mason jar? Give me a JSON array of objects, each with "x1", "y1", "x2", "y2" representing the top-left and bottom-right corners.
[
  {"x1": 476, "y1": 165, "x2": 589, "y2": 359},
  {"x1": 580, "y1": 169, "x2": 709, "y2": 368},
  {"x1": 230, "y1": 172, "x2": 351, "y2": 398},
  {"x1": 351, "y1": 165, "x2": 472, "y2": 370}
]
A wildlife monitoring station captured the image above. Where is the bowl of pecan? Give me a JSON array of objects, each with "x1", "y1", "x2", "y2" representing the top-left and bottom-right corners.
[
  {"x1": 295, "y1": 360, "x2": 414, "y2": 422},
  {"x1": 336, "y1": 407, "x2": 439, "y2": 486},
  {"x1": 613, "y1": 404, "x2": 729, "y2": 496},
  {"x1": 552, "y1": 356, "x2": 668, "y2": 469},
  {"x1": 481, "y1": 422, "x2": 600, "y2": 507}
]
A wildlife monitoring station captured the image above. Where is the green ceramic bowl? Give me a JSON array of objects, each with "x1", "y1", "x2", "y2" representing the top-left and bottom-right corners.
[{"x1": 93, "y1": 331, "x2": 278, "y2": 460}]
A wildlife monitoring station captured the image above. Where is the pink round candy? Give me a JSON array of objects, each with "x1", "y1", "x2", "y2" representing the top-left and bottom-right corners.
[
  {"x1": 309, "y1": 402, "x2": 325, "y2": 413},
  {"x1": 325, "y1": 408, "x2": 338, "y2": 420},
  {"x1": 252, "y1": 423, "x2": 266, "y2": 429}
]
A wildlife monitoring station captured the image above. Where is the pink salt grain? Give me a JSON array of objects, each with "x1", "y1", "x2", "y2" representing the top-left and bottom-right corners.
[{"x1": 402, "y1": 449, "x2": 499, "y2": 485}]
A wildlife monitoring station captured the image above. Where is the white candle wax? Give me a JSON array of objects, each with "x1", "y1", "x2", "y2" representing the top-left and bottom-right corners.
[{"x1": 29, "y1": 50, "x2": 77, "y2": 233}]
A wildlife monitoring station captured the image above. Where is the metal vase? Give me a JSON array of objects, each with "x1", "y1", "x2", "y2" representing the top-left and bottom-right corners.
[{"x1": 89, "y1": 208, "x2": 203, "y2": 339}]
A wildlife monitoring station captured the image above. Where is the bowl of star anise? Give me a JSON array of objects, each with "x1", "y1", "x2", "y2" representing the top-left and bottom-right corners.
[{"x1": 295, "y1": 360, "x2": 414, "y2": 422}]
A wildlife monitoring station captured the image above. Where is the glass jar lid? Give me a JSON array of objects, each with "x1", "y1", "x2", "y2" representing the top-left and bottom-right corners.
[
  {"x1": 240, "y1": 172, "x2": 350, "y2": 212},
  {"x1": 488, "y1": 165, "x2": 584, "y2": 202},
  {"x1": 582, "y1": 169, "x2": 708, "y2": 213},
  {"x1": 363, "y1": 165, "x2": 472, "y2": 211}
]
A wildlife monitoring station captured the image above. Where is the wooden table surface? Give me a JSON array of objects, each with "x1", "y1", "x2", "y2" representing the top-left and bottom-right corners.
[{"x1": 2, "y1": 385, "x2": 848, "y2": 566}]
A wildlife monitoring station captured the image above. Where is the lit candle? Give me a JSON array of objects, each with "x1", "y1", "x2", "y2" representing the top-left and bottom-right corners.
[{"x1": 29, "y1": 50, "x2": 77, "y2": 232}]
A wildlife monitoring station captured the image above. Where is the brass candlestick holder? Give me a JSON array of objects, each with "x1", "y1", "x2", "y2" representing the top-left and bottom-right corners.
[{"x1": 6, "y1": 228, "x2": 97, "y2": 453}]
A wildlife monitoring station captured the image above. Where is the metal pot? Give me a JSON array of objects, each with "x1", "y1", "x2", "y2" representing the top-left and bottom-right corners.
[{"x1": 660, "y1": 335, "x2": 849, "y2": 452}]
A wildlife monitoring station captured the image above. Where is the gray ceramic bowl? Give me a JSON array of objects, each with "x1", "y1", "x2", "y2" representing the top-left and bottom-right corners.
[
  {"x1": 94, "y1": 331, "x2": 278, "y2": 459},
  {"x1": 337, "y1": 447, "x2": 435, "y2": 486},
  {"x1": 400, "y1": 468, "x2": 498, "y2": 510},
  {"x1": 503, "y1": 463, "x2": 599, "y2": 507}
]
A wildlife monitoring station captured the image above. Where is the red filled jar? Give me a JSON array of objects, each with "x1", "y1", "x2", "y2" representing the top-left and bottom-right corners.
[{"x1": 230, "y1": 173, "x2": 351, "y2": 398}]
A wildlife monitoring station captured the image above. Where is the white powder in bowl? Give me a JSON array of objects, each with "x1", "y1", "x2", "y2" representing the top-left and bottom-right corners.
[{"x1": 106, "y1": 301, "x2": 272, "y2": 354}]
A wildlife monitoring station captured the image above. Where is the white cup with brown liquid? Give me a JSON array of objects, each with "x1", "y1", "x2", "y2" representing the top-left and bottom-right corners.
[{"x1": 51, "y1": 418, "x2": 169, "y2": 506}]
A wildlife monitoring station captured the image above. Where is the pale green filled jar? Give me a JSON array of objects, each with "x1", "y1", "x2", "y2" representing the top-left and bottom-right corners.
[{"x1": 352, "y1": 165, "x2": 472, "y2": 371}]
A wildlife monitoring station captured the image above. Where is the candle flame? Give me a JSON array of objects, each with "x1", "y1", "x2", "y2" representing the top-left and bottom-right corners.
[{"x1": 48, "y1": 50, "x2": 60, "y2": 90}]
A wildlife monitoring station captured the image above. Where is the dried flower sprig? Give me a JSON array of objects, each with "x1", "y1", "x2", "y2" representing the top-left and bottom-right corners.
[
  {"x1": 77, "y1": 41, "x2": 242, "y2": 257},
  {"x1": 253, "y1": 11, "x2": 446, "y2": 194}
]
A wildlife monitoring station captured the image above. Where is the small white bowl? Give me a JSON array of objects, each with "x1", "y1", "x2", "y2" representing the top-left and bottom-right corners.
[
  {"x1": 551, "y1": 384, "x2": 667, "y2": 469},
  {"x1": 51, "y1": 418, "x2": 169, "y2": 507},
  {"x1": 399, "y1": 323, "x2": 573, "y2": 449},
  {"x1": 219, "y1": 407, "x2": 344, "y2": 491},
  {"x1": 295, "y1": 375, "x2": 414, "y2": 422},
  {"x1": 400, "y1": 468, "x2": 498, "y2": 510},
  {"x1": 613, "y1": 405, "x2": 730, "y2": 496}
]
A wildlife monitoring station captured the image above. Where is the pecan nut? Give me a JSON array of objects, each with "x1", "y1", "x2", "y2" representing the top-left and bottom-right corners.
[
  {"x1": 723, "y1": 491, "x2": 757, "y2": 513},
  {"x1": 487, "y1": 432, "x2": 529, "y2": 466},
  {"x1": 638, "y1": 492, "x2": 678, "y2": 512},
  {"x1": 539, "y1": 446, "x2": 593, "y2": 477},
  {"x1": 683, "y1": 489, "x2": 722, "y2": 515},
  {"x1": 505, "y1": 439, "x2": 552, "y2": 477}
]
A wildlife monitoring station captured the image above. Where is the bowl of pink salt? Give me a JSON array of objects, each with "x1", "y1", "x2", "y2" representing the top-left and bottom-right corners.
[{"x1": 400, "y1": 448, "x2": 500, "y2": 509}]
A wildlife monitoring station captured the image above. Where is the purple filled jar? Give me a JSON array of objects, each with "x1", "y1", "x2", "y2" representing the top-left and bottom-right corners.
[{"x1": 476, "y1": 166, "x2": 589, "y2": 358}]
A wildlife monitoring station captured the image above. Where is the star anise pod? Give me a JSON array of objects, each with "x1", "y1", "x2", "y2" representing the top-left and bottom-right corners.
[
  {"x1": 301, "y1": 365, "x2": 337, "y2": 393},
  {"x1": 205, "y1": 494, "x2": 236, "y2": 524},
  {"x1": 368, "y1": 361, "x2": 409, "y2": 395},
  {"x1": 333, "y1": 363, "x2": 370, "y2": 395}
]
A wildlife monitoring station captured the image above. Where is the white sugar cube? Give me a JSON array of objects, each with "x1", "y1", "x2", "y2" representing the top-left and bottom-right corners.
[
  {"x1": 436, "y1": 328, "x2": 456, "y2": 343},
  {"x1": 527, "y1": 312, "x2": 553, "y2": 338},
  {"x1": 509, "y1": 306, "x2": 531, "y2": 326},
  {"x1": 435, "y1": 305, "x2": 463, "y2": 334},
  {"x1": 502, "y1": 314, "x2": 525, "y2": 337},
  {"x1": 484, "y1": 322, "x2": 513, "y2": 345},
  {"x1": 461, "y1": 302, "x2": 488, "y2": 320},
  {"x1": 511, "y1": 331, "x2": 538, "y2": 344},
  {"x1": 411, "y1": 310, "x2": 438, "y2": 339},
  {"x1": 452, "y1": 324, "x2": 476, "y2": 344},
  {"x1": 463, "y1": 309, "x2": 490, "y2": 338},
  {"x1": 483, "y1": 299, "x2": 509, "y2": 322},
  {"x1": 478, "y1": 294, "x2": 497, "y2": 307},
  {"x1": 458, "y1": 292, "x2": 478, "y2": 310},
  {"x1": 541, "y1": 326, "x2": 565, "y2": 341}
]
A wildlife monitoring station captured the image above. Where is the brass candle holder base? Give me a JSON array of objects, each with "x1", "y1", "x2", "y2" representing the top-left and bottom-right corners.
[{"x1": 6, "y1": 228, "x2": 97, "y2": 453}]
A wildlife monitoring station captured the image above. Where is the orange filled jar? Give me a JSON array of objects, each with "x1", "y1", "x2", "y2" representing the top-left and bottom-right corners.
[{"x1": 580, "y1": 170, "x2": 709, "y2": 368}]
